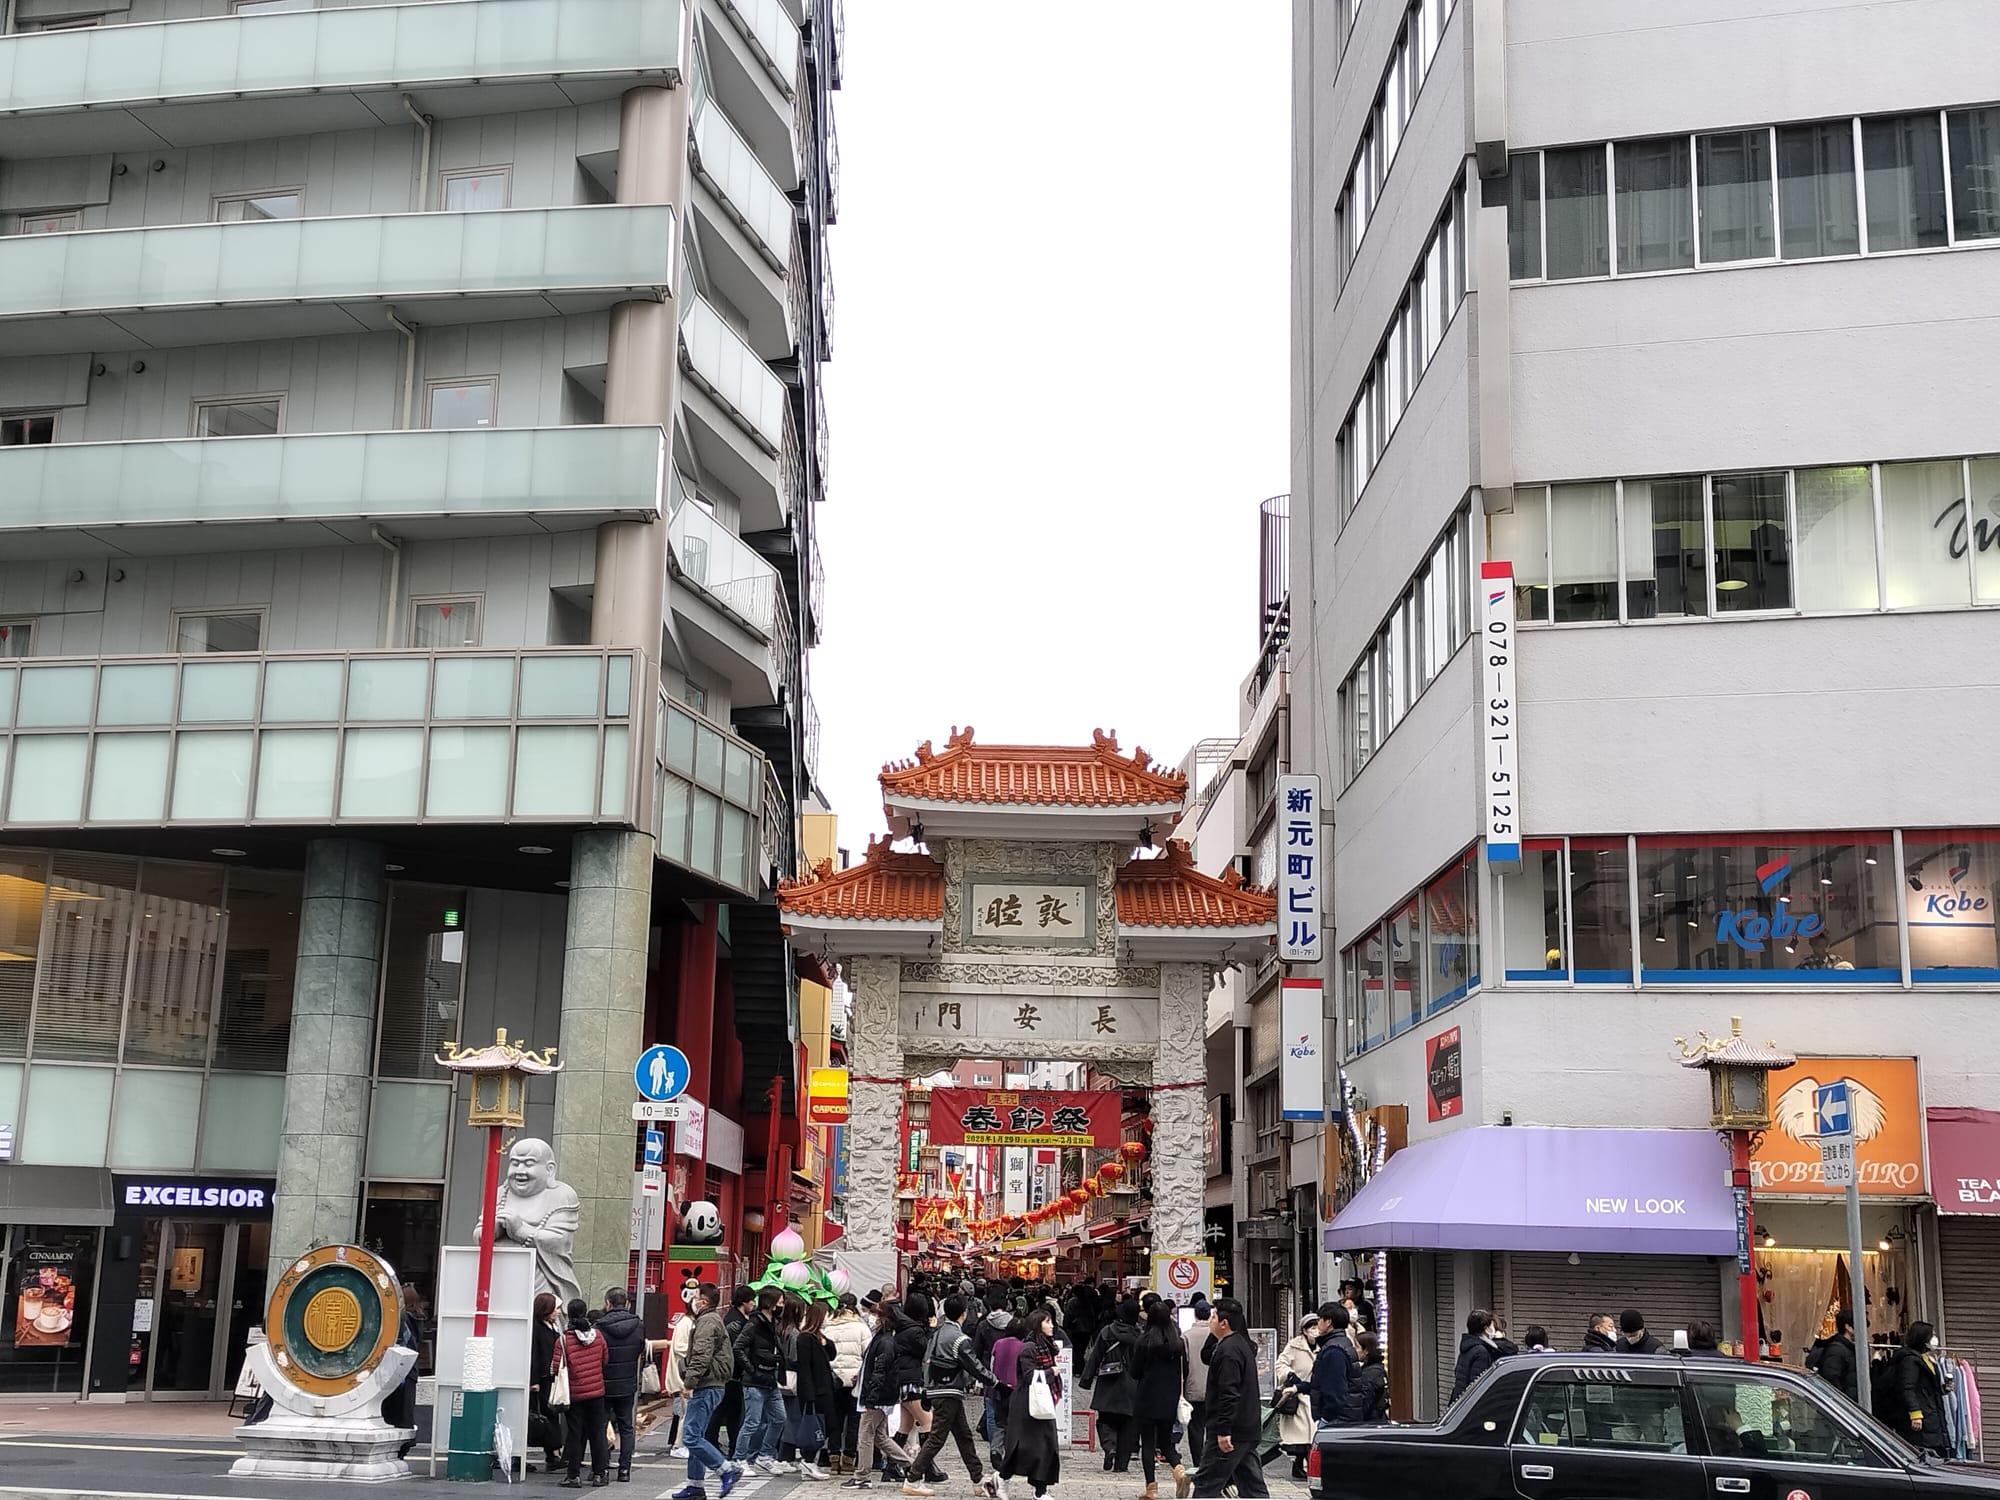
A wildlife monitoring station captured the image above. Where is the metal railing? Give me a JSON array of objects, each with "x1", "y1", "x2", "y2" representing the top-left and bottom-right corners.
[
  {"x1": 808, "y1": 530, "x2": 826, "y2": 645},
  {"x1": 802, "y1": 684, "x2": 822, "y2": 787}
]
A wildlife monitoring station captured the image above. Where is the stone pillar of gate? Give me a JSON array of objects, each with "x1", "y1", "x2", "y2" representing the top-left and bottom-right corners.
[
  {"x1": 843, "y1": 954, "x2": 904, "y2": 1255},
  {"x1": 1150, "y1": 961, "x2": 1209, "y2": 1256}
]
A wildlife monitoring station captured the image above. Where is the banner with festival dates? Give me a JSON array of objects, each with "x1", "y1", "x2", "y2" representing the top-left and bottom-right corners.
[{"x1": 928, "y1": 1089, "x2": 1122, "y2": 1149}]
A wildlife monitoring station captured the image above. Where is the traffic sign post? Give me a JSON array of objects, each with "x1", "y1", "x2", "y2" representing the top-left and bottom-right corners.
[
  {"x1": 644, "y1": 1129, "x2": 665, "y2": 1167},
  {"x1": 632, "y1": 1046, "x2": 690, "y2": 1335},
  {"x1": 632, "y1": 1100, "x2": 685, "y2": 1122},
  {"x1": 1816, "y1": 1080, "x2": 1870, "y2": 1414}
]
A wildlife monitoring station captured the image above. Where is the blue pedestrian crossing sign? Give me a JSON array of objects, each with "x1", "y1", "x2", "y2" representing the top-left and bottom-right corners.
[
  {"x1": 636, "y1": 1044, "x2": 691, "y2": 1102},
  {"x1": 644, "y1": 1129, "x2": 666, "y2": 1166},
  {"x1": 1815, "y1": 1079, "x2": 1852, "y2": 1137}
]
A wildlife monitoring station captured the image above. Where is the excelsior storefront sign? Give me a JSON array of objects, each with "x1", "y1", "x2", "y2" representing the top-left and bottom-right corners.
[{"x1": 1752, "y1": 1056, "x2": 1925, "y2": 1197}]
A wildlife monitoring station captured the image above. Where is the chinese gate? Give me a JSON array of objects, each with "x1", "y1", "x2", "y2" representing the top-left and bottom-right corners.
[{"x1": 778, "y1": 729, "x2": 1276, "y2": 1261}]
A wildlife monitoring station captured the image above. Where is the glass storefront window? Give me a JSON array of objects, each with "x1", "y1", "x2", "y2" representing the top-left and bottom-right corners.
[
  {"x1": 34, "y1": 853, "x2": 137, "y2": 1061},
  {"x1": 1635, "y1": 834, "x2": 1897, "y2": 980},
  {"x1": 212, "y1": 870, "x2": 300, "y2": 1073},
  {"x1": 1503, "y1": 841, "x2": 1566, "y2": 978},
  {"x1": 1569, "y1": 839, "x2": 1634, "y2": 981},
  {"x1": 0, "y1": 1225, "x2": 99, "y2": 1394},
  {"x1": 1358, "y1": 927, "x2": 1386, "y2": 1052},
  {"x1": 0, "y1": 850, "x2": 46, "y2": 1056},
  {"x1": 123, "y1": 862, "x2": 224, "y2": 1067},
  {"x1": 1903, "y1": 831, "x2": 2000, "y2": 980},
  {"x1": 375, "y1": 887, "x2": 467, "y2": 1081},
  {"x1": 1387, "y1": 899, "x2": 1420, "y2": 1037},
  {"x1": 1422, "y1": 848, "x2": 1479, "y2": 1010},
  {"x1": 361, "y1": 1185, "x2": 444, "y2": 1342}
]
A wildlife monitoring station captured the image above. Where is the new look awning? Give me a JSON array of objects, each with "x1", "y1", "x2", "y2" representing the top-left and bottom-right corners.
[{"x1": 1324, "y1": 1127, "x2": 1735, "y2": 1256}]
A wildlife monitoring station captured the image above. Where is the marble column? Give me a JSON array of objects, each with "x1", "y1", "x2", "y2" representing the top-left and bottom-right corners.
[
  {"x1": 841, "y1": 956, "x2": 903, "y2": 1256},
  {"x1": 1150, "y1": 962, "x2": 1210, "y2": 1256},
  {"x1": 553, "y1": 829, "x2": 656, "y2": 1301},
  {"x1": 270, "y1": 839, "x2": 386, "y2": 1271}
]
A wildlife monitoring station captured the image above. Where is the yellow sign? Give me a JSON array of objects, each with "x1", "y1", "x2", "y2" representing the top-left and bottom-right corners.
[
  {"x1": 807, "y1": 1067, "x2": 849, "y2": 1125},
  {"x1": 302, "y1": 1287, "x2": 364, "y2": 1352}
]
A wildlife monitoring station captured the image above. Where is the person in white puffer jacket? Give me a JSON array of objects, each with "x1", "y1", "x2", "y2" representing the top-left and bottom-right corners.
[{"x1": 825, "y1": 1293, "x2": 872, "y2": 1474}]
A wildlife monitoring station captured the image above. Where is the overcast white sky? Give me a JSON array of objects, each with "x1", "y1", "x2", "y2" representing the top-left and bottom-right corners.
[{"x1": 813, "y1": 2, "x2": 1292, "y2": 847}]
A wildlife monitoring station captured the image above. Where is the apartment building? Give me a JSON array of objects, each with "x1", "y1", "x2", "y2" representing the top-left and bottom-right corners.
[
  {"x1": 0, "y1": 0, "x2": 838, "y2": 1402},
  {"x1": 1293, "y1": 0, "x2": 2000, "y2": 1424}
]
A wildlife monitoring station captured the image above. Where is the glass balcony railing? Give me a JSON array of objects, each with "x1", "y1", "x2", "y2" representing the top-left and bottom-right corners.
[
  {"x1": 719, "y1": 0, "x2": 801, "y2": 97},
  {"x1": 0, "y1": 0, "x2": 682, "y2": 120},
  {"x1": 655, "y1": 689, "x2": 778, "y2": 896},
  {"x1": 668, "y1": 500, "x2": 783, "y2": 642},
  {"x1": 681, "y1": 295, "x2": 787, "y2": 454},
  {"x1": 0, "y1": 648, "x2": 639, "y2": 831},
  {"x1": 694, "y1": 103, "x2": 794, "y2": 269},
  {"x1": 0, "y1": 425, "x2": 666, "y2": 538},
  {"x1": 0, "y1": 204, "x2": 675, "y2": 326},
  {"x1": 808, "y1": 529, "x2": 826, "y2": 645}
]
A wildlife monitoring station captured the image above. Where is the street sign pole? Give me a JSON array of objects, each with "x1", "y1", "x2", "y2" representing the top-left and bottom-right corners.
[
  {"x1": 1815, "y1": 1080, "x2": 1869, "y2": 1411},
  {"x1": 1847, "y1": 1167, "x2": 1870, "y2": 1415}
]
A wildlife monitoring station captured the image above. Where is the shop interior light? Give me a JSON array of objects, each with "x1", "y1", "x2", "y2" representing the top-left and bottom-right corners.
[
  {"x1": 1763, "y1": 1232, "x2": 1777, "y2": 1248},
  {"x1": 1879, "y1": 1239, "x2": 1891, "y2": 1251},
  {"x1": 1864, "y1": 856, "x2": 1879, "y2": 866}
]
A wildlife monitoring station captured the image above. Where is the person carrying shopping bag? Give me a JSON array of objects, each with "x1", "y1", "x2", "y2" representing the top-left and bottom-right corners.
[{"x1": 995, "y1": 1306, "x2": 1064, "y2": 1500}]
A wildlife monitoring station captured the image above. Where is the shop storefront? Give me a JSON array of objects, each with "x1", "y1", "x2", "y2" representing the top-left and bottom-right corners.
[
  {"x1": 0, "y1": 1165, "x2": 115, "y2": 1398},
  {"x1": 1930, "y1": 1105, "x2": 2000, "y2": 1453},
  {"x1": 86, "y1": 1175, "x2": 275, "y2": 1401}
]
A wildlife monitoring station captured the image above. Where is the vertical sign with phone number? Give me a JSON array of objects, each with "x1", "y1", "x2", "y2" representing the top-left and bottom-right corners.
[{"x1": 1480, "y1": 560, "x2": 1521, "y2": 871}]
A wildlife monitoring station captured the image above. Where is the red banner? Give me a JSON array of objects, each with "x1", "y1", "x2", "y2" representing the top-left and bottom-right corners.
[{"x1": 928, "y1": 1089, "x2": 1121, "y2": 1148}]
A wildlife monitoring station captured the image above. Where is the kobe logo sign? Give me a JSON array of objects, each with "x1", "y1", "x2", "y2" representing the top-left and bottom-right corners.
[{"x1": 1715, "y1": 858, "x2": 1823, "y2": 953}]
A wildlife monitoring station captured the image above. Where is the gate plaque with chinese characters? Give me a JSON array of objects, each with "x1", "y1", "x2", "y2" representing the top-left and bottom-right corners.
[{"x1": 966, "y1": 881, "x2": 1094, "y2": 947}]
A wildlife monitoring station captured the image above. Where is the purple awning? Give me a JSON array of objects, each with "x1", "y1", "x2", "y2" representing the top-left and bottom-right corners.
[{"x1": 1324, "y1": 1127, "x2": 1735, "y2": 1256}]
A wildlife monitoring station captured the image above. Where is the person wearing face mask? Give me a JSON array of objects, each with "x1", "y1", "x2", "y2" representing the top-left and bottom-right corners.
[{"x1": 1893, "y1": 1322, "x2": 1950, "y2": 1455}]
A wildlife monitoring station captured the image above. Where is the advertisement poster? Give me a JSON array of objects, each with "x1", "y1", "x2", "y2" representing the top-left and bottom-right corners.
[
  {"x1": 1754, "y1": 1056, "x2": 1923, "y2": 1196},
  {"x1": 13, "y1": 1247, "x2": 80, "y2": 1348},
  {"x1": 1425, "y1": 1026, "x2": 1464, "y2": 1122},
  {"x1": 1278, "y1": 978, "x2": 1325, "y2": 1120},
  {"x1": 927, "y1": 1089, "x2": 1120, "y2": 1149}
]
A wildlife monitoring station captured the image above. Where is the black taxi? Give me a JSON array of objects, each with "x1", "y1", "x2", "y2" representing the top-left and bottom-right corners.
[{"x1": 1311, "y1": 1352, "x2": 2000, "y2": 1499}]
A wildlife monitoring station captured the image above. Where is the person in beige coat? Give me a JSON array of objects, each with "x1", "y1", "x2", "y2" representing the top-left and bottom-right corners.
[{"x1": 1276, "y1": 1314, "x2": 1320, "y2": 1475}]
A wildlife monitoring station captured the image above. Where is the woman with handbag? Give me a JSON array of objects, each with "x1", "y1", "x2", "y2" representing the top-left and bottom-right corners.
[
  {"x1": 826, "y1": 1293, "x2": 870, "y2": 1474},
  {"x1": 532, "y1": 1293, "x2": 565, "y2": 1471},
  {"x1": 1082, "y1": 1298, "x2": 1141, "y2": 1472},
  {"x1": 1276, "y1": 1314, "x2": 1319, "y2": 1476},
  {"x1": 786, "y1": 1300, "x2": 839, "y2": 1480},
  {"x1": 558, "y1": 1298, "x2": 613, "y2": 1488},
  {"x1": 996, "y1": 1306, "x2": 1063, "y2": 1500},
  {"x1": 1130, "y1": 1304, "x2": 1189, "y2": 1500}
]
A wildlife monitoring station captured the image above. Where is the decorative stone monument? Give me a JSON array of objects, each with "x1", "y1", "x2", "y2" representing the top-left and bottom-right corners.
[{"x1": 231, "y1": 1244, "x2": 415, "y2": 1483}]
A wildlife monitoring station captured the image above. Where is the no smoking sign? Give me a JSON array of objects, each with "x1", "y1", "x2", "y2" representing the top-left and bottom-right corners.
[{"x1": 1151, "y1": 1253, "x2": 1213, "y2": 1305}]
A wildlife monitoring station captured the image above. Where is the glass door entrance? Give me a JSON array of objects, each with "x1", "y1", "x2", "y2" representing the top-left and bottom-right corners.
[{"x1": 137, "y1": 1219, "x2": 248, "y2": 1399}]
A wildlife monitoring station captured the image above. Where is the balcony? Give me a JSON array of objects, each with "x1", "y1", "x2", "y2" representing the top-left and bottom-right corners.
[
  {"x1": 689, "y1": 105, "x2": 793, "y2": 357},
  {"x1": 0, "y1": 647, "x2": 640, "y2": 833},
  {"x1": 807, "y1": 529, "x2": 826, "y2": 646},
  {"x1": 703, "y1": 0, "x2": 800, "y2": 190},
  {"x1": 680, "y1": 295, "x2": 789, "y2": 532},
  {"x1": 0, "y1": 204, "x2": 676, "y2": 357},
  {"x1": 667, "y1": 497, "x2": 795, "y2": 708},
  {"x1": 692, "y1": 104, "x2": 792, "y2": 273},
  {"x1": 0, "y1": 423, "x2": 665, "y2": 558},
  {"x1": 0, "y1": 0, "x2": 684, "y2": 157},
  {"x1": 654, "y1": 689, "x2": 778, "y2": 896}
]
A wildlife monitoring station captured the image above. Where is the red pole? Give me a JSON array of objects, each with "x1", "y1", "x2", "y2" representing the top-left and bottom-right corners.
[
  {"x1": 765, "y1": 1075, "x2": 785, "y2": 1236},
  {"x1": 1732, "y1": 1132, "x2": 1758, "y2": 1363},
  {"x1": 474, "y1": 1123, "x2": 503, "y2": 1338}
]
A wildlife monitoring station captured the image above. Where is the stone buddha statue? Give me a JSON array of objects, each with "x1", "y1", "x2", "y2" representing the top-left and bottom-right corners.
[{"x1": 483, "y1": 1137, "x2": 582, "y2": 1309}]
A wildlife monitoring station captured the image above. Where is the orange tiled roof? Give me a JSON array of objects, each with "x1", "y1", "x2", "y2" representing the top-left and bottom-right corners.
[
  {"x1": 778, "y1": 835, "x2": 943, "y2": 923},
  {"x1": 1115, "y1": 840, "x2": 1278, "y2": 929},
  {"x1": 880, "y1": 727, "x2": 1187, "y2": 809}
]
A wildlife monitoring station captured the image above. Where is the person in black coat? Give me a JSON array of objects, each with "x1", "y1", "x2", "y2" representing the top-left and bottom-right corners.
[
  {"x1": 999, "y1": 1306, "x2": 1064, "y2": 1500},
  {"x1": 1581, "y1": 1313, "x2": 1618, "y2": 1354},
  {"x1": 1449, "y1": 1310, "x2": 1517, "y2": 1402},
  {"x1": 1893, "y1": 1321, "x2": 1950, "y2": 1455},
  {"x1": 1129, "y1": 1303, "x2": 1187, "y2": 1497},
  {"x1": 595, "y1": 1288, "x2": 648, "y2": 1482},
  {"x1": 1311, "y1": 1308, "x2": 1356, "y2": 1425},
  {"x1": 1083, "y1": 1299, "x2": 1141, "y2": 1472},
  {"x1": 856, "y1": 1302, "x2": 915, "y2": 1481},
  {"x1": 1812, "y1": 1309, "x2": 1860, "y2": 1405},
  {"x1": 891, "y1": 1292, "x2": 943, "y2": 1483},
  {"x1": 531, "y1": 1292, "x2": 564, "y2": 1469},
  {"x1": 1191, "y1": 1299, "x2": 1264, "y2": 1500},
  {"x1": 787, "y1": 1301, "x2": 839, "y2": 1478},
  {"x1": 1615, "y1": 1309, "x2": 1662, "y2": 1355},
  {"x1": 1349, "y1": 1330, "x2": 1389, "y2": 1424}
]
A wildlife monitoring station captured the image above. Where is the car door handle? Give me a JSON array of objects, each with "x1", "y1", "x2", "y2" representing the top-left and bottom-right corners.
[
  {"x1": 1715, "y1": 1481, "x2": 1751, "y2": 1495},
  {"x1": 1519, "y1": 1464, "x2": 1553, "y2": 1481}
]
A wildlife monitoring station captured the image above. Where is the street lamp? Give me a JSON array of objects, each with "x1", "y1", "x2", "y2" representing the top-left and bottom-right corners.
[
  {"x1": 436, "y1": 1028, "x2": 561, "y2": 1481},
  {"x1": 1678, "y1": 1017, "x2": 1795, "y2": 1363}
]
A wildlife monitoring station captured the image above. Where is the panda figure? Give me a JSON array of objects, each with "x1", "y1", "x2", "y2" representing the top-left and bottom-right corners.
[{"x1": 678, "y1": 1199, "x2": 723, "y2": 1245}]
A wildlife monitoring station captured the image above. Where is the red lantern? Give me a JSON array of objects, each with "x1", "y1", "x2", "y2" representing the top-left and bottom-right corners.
[
  {"x1": 1120, "y1": 1140, "x2": 1147, "y2": 1162},
  {"x1": 1069, "y1": 1187, "x2": 1090, "y2": 1207},
  {"x1": 1100, "y1": 1162, "x2": 1124, "y2": 1182},
  {"x1": 1083, "y1": 1178, "x2": 1105, "y2": 1198}
]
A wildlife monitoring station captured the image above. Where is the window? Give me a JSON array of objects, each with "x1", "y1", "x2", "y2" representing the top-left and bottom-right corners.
[
  {"x1": 1544, "y1": 145, "x2": 1609, "y2": 279},
  {"x1": 1777, "y1": 121, "x2": 1861, "y2": 260},
  {"x1": 1505, "y1": 840, "x2": 1567, "y2": 979},
  {"x1": 233, "y1": 0, "x2": 313, "y2": 12},
  {"x1": 0, "y1": 622, "x2": 32, "y2": 659},
  {"x1": 173, "y1": 611, "x2": 264, "y2": 654},
  {"x1": 1881, "y1": 458, "x2": 1969, "y2": 607},
  {"x1": 213, "y1": 191, "x2": 303, "y2": 223},
  {"x1": 1568, "y1": 839, "x2": 1633, "y2": 982},
  {"x1": 426, "y1": 378, "x2": 496, "y2": 430},
  {"x1": 1636, "y1": 835, "x2": 1897, "y2": 981},
  {"x1": 1358, "y1": 926, "x2": 1386, "y2": 1051},
  {"x1": 1422, "y1": 848, "x2": 1478, "y2": 1010},
  {"x1": 683, "y1": 681, "x2": 708, "y2": 713},
  {"x1": 1697, "y1": 129, "x2": 1775, "y2": 264},
  {"x1": 17, "y1": 213, "x2": 77, "y2": 235},
  {"x1": 1623, "y1": 476, "x2": 1708, "y2": 619},
  {"x1": 1903, "y1": 831, "x2": 2000, "y2": 979},
  {"x1": 410, "y1": 597, "x2": 480, "y2": 649},
  {"x1": 441, "y1": 168, "x2": 511, "y2": 213},
  {"x1": 1710, "y1": 469, "x2": 1791, "y2": 612},
  {"x1": 1, "y1": 414, "x2": 55, "y2": 446},
  {"x1": 26, "y1": 17, "x2": 99, "y2": 28},
  {"x1": 1862, "y1": 112, "x2": 1947, "y2": 251},
  {"x1": 1548, "y1": 482, "x2": 1618, "y2": 623},
  {"x1": 1689, "y1": 1377, "x2": 1883, "y2": 1466},
  {"x1": 1515, "y1": 1375, "x2": 1688, "y2": 1454},
  {"x1": 1506, "y1": 152, "x2": 1542, "y2": 279},
  {"x1": 1488, "y1": 491, "x2": 1550, "y2": 623},
  {"x1": 1950, "y1": 107, "x2": 2000, "y2": 241},
  {"x1": 193, "y1": 397, "x2": 283, "y2": 438},
  {"x1": 1387, "y1": 898, "x2": 1419, "y2": 1035},
  {"x1": 1795, "y1": 465, "x2": 1880, "y2": 611},
  {"x1": 1615, "y1": 136, "x2": 1693, "y2": 273},
  {"x1": 1332, "y1": 0, "x2": 1460, "y2": 272}
]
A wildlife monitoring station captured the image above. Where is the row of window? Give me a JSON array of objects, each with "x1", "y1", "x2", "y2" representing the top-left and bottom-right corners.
[
  {"x1": 1334, "y1": 175, "x2": 1469, "y2": 519},
  {"x1": 1506, "y1": 105, "x2": 2000, "y2": 282},
  {"x1": 0, "y1": 599, "x2": 483, "y2": 662},
  {"x1": 1491, "y1": 454, "x2": 2000, "y2": 626},
  {"x1": 1341, "y1": 845, "x2": 1479, "y2": 1055},
  {"x1": 11, "y1": 169, "x2": 514, "y2": 238},
  {"x1": 1338, "y1": 504, "x2": 1473, "y2": 783},
  {"x1": 1332, "y1": 0, "x2": 1459, "y2": 276},
  {"x1": 1508, "y1": 830, "x2": 2000, "y2": 984},
  {"x1": 2, "y1": 382, "x2": 497, "y2": 450}
]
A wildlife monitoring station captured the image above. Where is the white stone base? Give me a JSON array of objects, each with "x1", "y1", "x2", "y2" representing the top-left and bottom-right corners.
[{"x1": 230, "y1": 1413, "x2": 415, "y2": 1483}]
